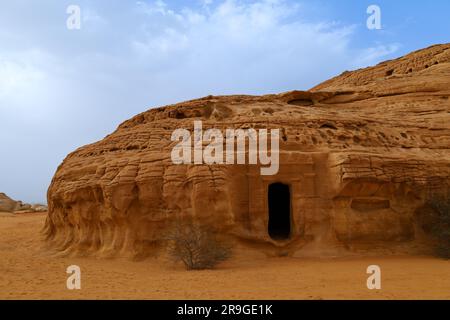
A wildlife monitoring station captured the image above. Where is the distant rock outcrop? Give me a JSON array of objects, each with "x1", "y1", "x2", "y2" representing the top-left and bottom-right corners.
[
  {"x1": 31, "y1": 204, "x2": 48, "y2": 212},
  {"x1": 0, "y1": 193, "x2": 28, "y2": 212},
  {"x1": 0, "y1": 193, "x2": 47, "y2": 213},
  {"x1": 45, "y1": 44, "x2": 450, "y2": 258}
]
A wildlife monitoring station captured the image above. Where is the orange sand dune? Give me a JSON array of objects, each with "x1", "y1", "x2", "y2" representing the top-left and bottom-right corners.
[{"x1": 0, "y1": 213, "x2": 449, "y2": 300}]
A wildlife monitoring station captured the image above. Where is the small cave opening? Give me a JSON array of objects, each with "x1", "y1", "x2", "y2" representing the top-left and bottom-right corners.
[
  {"x1": 320, "y1": 122, "x2": 337, "y2": 130},
  {"x1": 287, "y1": 98, "x2": 314, "y2": 106},
  {"x1": 268, "y1": 183, "x2": 291, "y2": 240}
]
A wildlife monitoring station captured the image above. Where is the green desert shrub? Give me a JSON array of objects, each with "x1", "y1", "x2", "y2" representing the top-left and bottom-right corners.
[{"x1": 166, "y1": 221, "x2": 232, "y2": 270}]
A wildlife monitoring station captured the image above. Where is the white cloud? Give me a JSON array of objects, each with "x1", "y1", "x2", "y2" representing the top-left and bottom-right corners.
[
  {"x1": 128, "y1": 0, "x2": 392, "y2": 95},
  {"x1": 0, "y1": 0, "x2": 400, "y2": 202},
  {"x1": 354, "y1": 43, "x2": 401, "y2": 67},
  {"x1": 0, "y1": 50, "x2": 46, "y2": 99}
]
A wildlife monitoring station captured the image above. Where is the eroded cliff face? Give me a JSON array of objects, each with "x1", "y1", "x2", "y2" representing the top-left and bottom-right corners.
[{"x1": 45, "y1": 44, "x2": 450, "y2": 258}]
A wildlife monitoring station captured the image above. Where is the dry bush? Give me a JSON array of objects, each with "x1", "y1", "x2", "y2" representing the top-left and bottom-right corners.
[
  {"x1": 165, "y1": 221, "x2": 232, "y2": 270},
  {"x1": 425, "y1": 195, "x2": 450, "y2": 259}
]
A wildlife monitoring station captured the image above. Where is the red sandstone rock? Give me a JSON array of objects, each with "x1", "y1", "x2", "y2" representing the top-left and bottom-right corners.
[{"x1": 44, "y1": 44, "x2": 450, "y2": 258}]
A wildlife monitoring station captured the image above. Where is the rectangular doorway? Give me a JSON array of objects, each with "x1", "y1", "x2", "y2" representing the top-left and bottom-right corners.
[{"x1": 268, "y1": 182, "x2": 291, "y2": 240}]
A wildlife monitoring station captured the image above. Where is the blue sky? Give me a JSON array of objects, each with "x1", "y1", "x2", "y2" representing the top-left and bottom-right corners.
[{"x1": 0, "y1": 0, "x2": 449, "y2": 203}]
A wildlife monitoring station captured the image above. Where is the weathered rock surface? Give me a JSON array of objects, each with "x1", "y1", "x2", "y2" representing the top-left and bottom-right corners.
[
  {"x1": 0, "y1": 193, "x2": 20, "y2": 212},
  {"x1": 45, "y1": 44, "x2": 450, "y2": 258}
]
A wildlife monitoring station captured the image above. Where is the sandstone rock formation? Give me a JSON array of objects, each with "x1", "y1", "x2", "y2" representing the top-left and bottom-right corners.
[
  {"x1": 0, "y1": 193, "x2": 47, "y2": 213},
  {"x1": 45, "y1": 44, "x2": 450, "y2": 258},
  {"x1": 0, "y1": 193, "x2": 21, "y2": 212}
]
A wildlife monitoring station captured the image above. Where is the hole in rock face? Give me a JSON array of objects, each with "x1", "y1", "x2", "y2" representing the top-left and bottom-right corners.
[
  {"x1": 385, "y1": 69, "x2": 394, "y2": 76},
  {"x1": 172, "y1": 110, "x2": 187, "y2": 119},
  {"x1": 320, "y1": 122, "x2": 337, "y2": 130},
  {"x1": 126, "y1": 145, "x2": 139, "y2": 151},
  {"x1": 287, "y1": 99, "x2": 314, "y2": 106},
  {"x1": 281, "y1": 128, "x2": 288, "y2": 142},
  {"x1": 263, "y1": 107, "x2": 274, "y2": 114},
  {"x1": 268, "y1": 183, "x2": 291, "y2": 240}
]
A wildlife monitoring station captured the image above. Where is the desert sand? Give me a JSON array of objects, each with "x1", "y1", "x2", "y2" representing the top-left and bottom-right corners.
[{"x1": 1, "y1": 212, "x2": 449, "y2": 300}]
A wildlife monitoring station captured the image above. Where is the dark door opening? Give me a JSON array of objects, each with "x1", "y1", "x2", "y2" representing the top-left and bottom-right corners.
[{"x1": 268, "y1": 183, "x2": 291, "y2": 240}]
